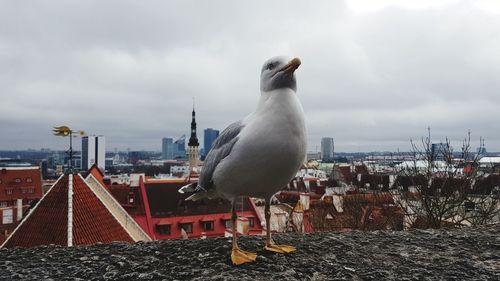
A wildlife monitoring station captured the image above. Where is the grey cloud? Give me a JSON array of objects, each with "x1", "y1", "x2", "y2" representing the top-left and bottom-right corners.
[{"x1": 0, "y1": 0, "x2": 498, "y2": 152}]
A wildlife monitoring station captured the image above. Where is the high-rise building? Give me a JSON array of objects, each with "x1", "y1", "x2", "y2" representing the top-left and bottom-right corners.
[
  {"x1": 81, "y1": 135, "x2": 106, "y2": 171},
  {"x1": 162, "y1": 138, "x2": 174, "y2": 160},
  {"x1": 203, "y1": 128, "x2": 220, "y2": 156},
  {"x1": 173, "y1": 135, "x2": 186, "y2": 159},
  {"x1": 321, "y1": 137, "x2": 334, "y2": 162},
  {"x1": 188, "y1": 106, "x2": 200, "y2": 170},
  {"x1": 431, "y1": 143, "x2": 447, "y2": 161}
]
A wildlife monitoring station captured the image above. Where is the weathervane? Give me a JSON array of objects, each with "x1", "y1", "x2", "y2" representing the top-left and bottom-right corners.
[{"x1": 52, "y1": 126, "x2": 85, "y2": 173}]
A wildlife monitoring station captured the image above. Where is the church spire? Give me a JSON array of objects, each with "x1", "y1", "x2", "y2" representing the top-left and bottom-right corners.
[
  {"x1": 188, "y1": 99, "x2": 200, "y2": 173},
  {"x1": 188, "y1": 99, "x2": 199, "y2": 147}
]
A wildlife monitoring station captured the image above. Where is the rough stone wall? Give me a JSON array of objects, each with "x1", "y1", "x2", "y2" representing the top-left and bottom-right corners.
[{"x1": 0, "y1": 225, "x2": 499, "y2": 280}]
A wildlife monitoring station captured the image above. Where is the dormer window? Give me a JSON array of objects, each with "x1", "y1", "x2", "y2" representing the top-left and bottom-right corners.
[
  {"x1": 180, "y1": 223, "x2": 193, "y2": 234},
  {"x1": 26, "y1": 177, "x2": 33, "y2": 183},
  {"x1": 201, "y1": 221, "x2": 214, "y2": 231},
  {"x1": 248, "y1": 217, "x2": 255, "y2": 227},
  {"x1": 157, "y1": 225, "x2": 171, "y2": 235}
]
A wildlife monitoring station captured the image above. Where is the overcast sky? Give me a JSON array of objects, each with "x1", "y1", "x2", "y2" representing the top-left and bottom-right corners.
[{"x1": 1, "y1": 0, "x2": 499, "y2": 153}]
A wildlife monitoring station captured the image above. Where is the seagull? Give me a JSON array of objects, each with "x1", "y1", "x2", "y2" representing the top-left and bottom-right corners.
[{"x1": 180, "y1": 56, "x2": 306, "y2": 265}]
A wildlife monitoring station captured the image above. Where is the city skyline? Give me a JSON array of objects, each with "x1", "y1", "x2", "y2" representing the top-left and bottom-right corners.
[{"x1": 1, "y1": 1, "x2": 500, "y2": 152}]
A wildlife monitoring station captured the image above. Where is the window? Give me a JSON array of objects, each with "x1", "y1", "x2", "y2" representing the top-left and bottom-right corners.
[
  {"x1": 2, "y1": 208, "x2": 12, "y2": 224},
  {"x1": 27, "y1": 188, "x2": 34, "y2": 193},
  {"x1": 14, "y1": 178, "x2": 21, "y2": 183},
  {"x1": 248, "y1": 217, "x2": 255, "y2": 227},
  {"x1": 202, "y1": 221, "x2": 214, "y2": 231},
  {"x1": 26, "y1": 177, "x2": 33, "y2": 183},
  {"x1": 5, "y1": 188, "x2": 13, "y2": 195},
  {"x1": 157, "y1": 225, "x2": 171, "y2": 235},
  {"x1": 180, "y1": 223, "x2": 193, "y2": 234},
  {"x1": 0, "y1": 202, "x2": 7, "y2": 207},
  {"x1": 223, "y1": 220, "x2": 232, "y2": 229},
  {"x1": 128, "y1": 192, "x2": 135, "y2": 204}
]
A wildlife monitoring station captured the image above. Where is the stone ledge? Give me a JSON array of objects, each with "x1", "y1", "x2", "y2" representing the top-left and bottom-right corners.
[{"x1": 1, "y1": 225, "x2": 499, "y2": 280}]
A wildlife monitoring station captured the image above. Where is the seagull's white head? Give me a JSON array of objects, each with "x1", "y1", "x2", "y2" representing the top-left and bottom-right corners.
[{"x1": 260, "y1": 56, "x2": 301, "y2": 93}]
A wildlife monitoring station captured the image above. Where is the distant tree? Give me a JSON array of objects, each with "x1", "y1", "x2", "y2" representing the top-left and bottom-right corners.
[{"x1": 394, "y1": 129, "x2": 499, "y2": 229}]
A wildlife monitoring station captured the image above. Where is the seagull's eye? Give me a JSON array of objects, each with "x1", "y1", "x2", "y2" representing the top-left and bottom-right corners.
[{"x1": 267, "y1": 63, "x2": 275, "y2": 70}]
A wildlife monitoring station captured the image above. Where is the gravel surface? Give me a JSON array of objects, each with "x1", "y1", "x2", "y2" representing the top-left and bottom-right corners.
[{"x1": 1, "y1": 225, "x2": 499, "y2": 281}]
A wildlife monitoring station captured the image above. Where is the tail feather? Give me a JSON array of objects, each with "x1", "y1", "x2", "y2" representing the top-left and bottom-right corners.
[
  {"x1": 179, "y1": 182, "x2": 219, "y2": 201},
  {"x1": 185, "y1": 192, "x2": 206, "y2": 201},
  {"x1": 185, "y1": 188, "x2": 218, "y2": 201},
  {"x1": 178, "y1": 182, "x2": 197, "y2": 194}
]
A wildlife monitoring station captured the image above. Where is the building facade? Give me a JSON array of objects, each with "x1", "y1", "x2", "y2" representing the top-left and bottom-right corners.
[
  {"x1": 103, "y1": 176, "x2": 263, "y2": 240},
  {"x1": 321, "y1": 137, "x2": 334, "y2": 162},
  {"x1": 162, "y1": 138, "x2": 174, "y2": 160},
  {"x1": 203, "y1": 128, "x2": 220, "y2": 157},
  {"x1": 81, "y1": 135, "x2": 106, "y2": 171},
  {"x1": 0, "y1": 167, "x2": 43, "y2": 244},
  {"x1": 0, "y1": 167, "x2": 43, "y2": 208}
]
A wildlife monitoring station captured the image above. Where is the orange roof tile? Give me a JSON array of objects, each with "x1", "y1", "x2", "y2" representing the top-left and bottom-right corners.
[
  {"x1": 87, "y1": 164, "x2": 105, "y2": 186},
  {"x1": 72, "y1": 175, "x2": 133, "y2": 245},
  {"x1": 2, "y1": 175, "x2": 69, "y2": 248},
  {"x1": 2, "y1": 174, "x2": 134, "y2": 248}
]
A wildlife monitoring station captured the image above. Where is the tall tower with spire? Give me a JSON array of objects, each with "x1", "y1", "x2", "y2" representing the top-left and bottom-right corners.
[{"x1": 188, "y1": 100, "x2": 200, "y2": 171}]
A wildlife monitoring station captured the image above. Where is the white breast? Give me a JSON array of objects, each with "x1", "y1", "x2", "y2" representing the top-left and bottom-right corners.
[{"x1": 214, "y1": 88, "x2": 306, "y2": 200}]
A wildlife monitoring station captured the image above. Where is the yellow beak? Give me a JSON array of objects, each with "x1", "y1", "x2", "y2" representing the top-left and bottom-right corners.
[{"x1": 280, "y1": 57, "x2": 301, "y2": 74}]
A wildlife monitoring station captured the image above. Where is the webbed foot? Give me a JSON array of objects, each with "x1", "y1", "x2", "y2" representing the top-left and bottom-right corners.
[
  {"x1": 231, "y1": 247, "x2": 257, "y2": 265},
  {"x1": 264, "y1": 244, "x2": 296, "y2": 253}
]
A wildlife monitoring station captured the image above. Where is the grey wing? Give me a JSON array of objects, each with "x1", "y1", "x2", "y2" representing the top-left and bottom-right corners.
[{"x1": 197, "y1": 121, "x2": 244, "y2": 191}]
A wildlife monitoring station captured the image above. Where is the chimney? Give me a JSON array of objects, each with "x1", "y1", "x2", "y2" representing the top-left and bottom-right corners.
[
  {"x1": 389, "y1": 174, "x2": 395, "y2": 188},
  {"x1": 237, "y1": 217, "x2": 249, "y2": 235},
  {"x1": 299, "y1": 194, "x2": 310, "y2": 211},
  {"x1": 16, "y1": 199, "x2": 23, "y2": 221}
]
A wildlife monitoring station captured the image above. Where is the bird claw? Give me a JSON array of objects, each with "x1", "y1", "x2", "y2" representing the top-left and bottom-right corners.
[
  {"x1": 264, "y1": 244, "x2": 296, "y2": 253},
  {"x1": 231, "y1": 247, "x2": 257, "y2": 265}
]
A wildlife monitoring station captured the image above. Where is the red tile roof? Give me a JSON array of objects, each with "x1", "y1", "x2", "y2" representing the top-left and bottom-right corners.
[
  {"x1": 2, "y1": 175, "x2": 69, "y2": 248},
  {"x1": 2, "y1": 174, "x2": 134, "y2": 248},
  {"x1": 72, "y1": 175, "x2": 133, "y2": 245},
  {"x1": 87, "y1": 164, "x2": 105, "y2": 187},
  {"x1": 100, "y1": 178, "x2": 264, "y2": 240}
]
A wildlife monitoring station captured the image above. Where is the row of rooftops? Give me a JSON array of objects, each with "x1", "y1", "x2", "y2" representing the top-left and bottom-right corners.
[{"x1": 2, "y1": 160, "x2": 499, "y2": 248}]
